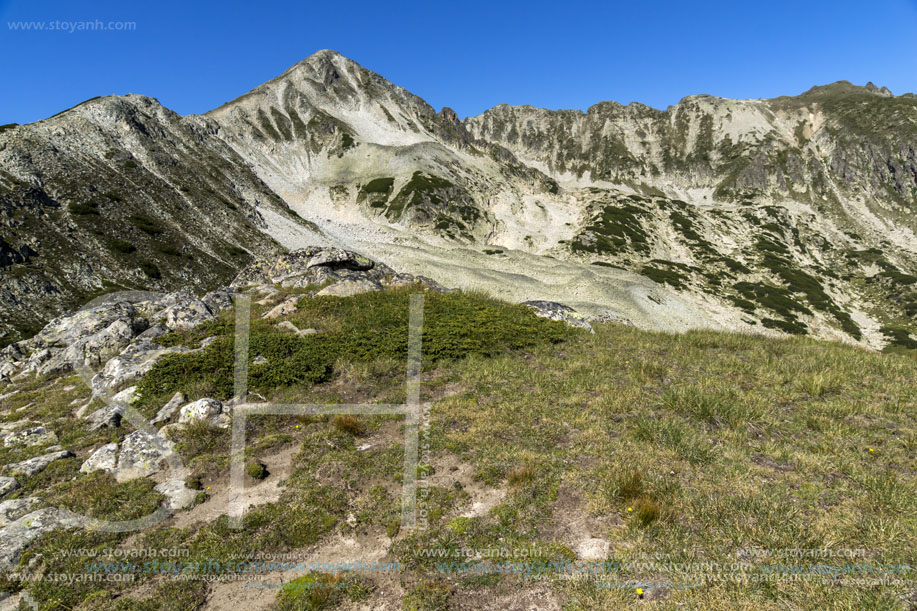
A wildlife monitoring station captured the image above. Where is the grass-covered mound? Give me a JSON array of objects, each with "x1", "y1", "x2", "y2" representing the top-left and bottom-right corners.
[{"x1": 136, "y1": 288, "x2": 574, "y2": 409}]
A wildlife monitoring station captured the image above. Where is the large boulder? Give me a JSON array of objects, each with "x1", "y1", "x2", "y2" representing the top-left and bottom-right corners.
[
  {"x1": 232, "y1": 247, "x2": 446, "y2": 293},
  {"x1": 80, "y1": 442, "x2": 119, "y2": 475},
  {"x1": 110, "y1": 430, "x2": 176, "y2": 482},
  {"x1": 521, "y1": 301, "x2": 594, "y2": 333},
  {"x1": 91, "y1": 341, "x2": 189, "y2": 397},
  {"x1": 157, "y1": 299, "x2": 216, "y2": 332},
  {"x1": 315, "y1": 278, "x2": 382, "y2": 298},
  {"x1": 0, "y1": 498, "x2": 42, "y2": 527},
  {"x1": 0, "y1": 477, "x2": 19, "y2": 497},
  {"x1": 0, "y1": 508, "x2": 83, "y2": 569},
  {"x1": 6, "y1": 449, "x2": 75, "y2": 477},
  {"x1": 178, "y1": 398, "x2": 223, "y2": 424}
]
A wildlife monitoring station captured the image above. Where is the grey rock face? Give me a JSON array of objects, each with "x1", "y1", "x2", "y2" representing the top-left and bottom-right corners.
[
  {"x1": 112, "y1": 430, "x2": 176, "y2": 482},
  {"x1": 3, "y1": 426, "x2": 57, "y2": 448},
  {"x1": 0, "y1": 507, "x2": 83, "y2": 569},
  {"x1": 178, "y1": 398, "x2": 223, "y2": 425},
  {"x1": 6, "y1": 450, "x2": 75, "y2": 477},
  {"x1": 154, "y1": 480, "x2": 198, "y2": 511},
  {"x1": 522, "y1": 301, "x2": 594, "y2": 333},
  {"x1": 315, "y1": 278, "x2": 382, "y2": 297},
  {"x1": 151, "y1": 391, "x2": 185, "y2": 425},
  {"x1": 0, "y1": 498, "x2": 43, "y2": 527},
  {"x1": 158, "y1": 299, "x2": 216, "y2": 332},
  {"x1": 91, "y1": 341, "x2": 190, "y2": 397},
  {"x1": 80, "y1": 442, "x2": 119, "y2": 475},
  {"x1": 0, "y1": 477, "x2": 19, "y2": 498},
  {"x1": 233, "y1": 247, "x2": 444, "y2": 294}
]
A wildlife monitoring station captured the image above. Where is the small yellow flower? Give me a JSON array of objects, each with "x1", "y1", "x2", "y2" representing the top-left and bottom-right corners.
[
  {"x1": 627, "y1": 507, "x2": 633, "y2": 512},
  {"x1": 636, "y1": 587, "x2": 644, "y2": 595},
  {"x1": 868, "y1": 447, "x2": 874, "y2": 452}
]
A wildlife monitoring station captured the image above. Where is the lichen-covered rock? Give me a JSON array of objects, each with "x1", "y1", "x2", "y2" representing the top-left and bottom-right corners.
[
  {"x1": 80, "y1": 442, "x2": 119, "y2": 475},
  {"x1": 158, "y1": 299, "x2": 215, "y2": 332},
  {"x1": 6, "y1": 449, "x2": 74, "y2": 477},
  {"x1": 522, "y1": 301, "x2": 594, "y2": 333},
  {"x1": 114, "y1": 430, "x2": 176, "y2": 482},
  {"x1": 91, "y1": 341, "x2": 190, "y2": 397},
  {"x1": 151, "y1": 391, "x2": 185, "y2": 425},
  {"x1": 178, "y1": 398, "x2": 223, "y2": 424},
  {"x1": 3, "y1": 426, "x2": 57, "y2": 448},
  {"x1": 0, "y1": 477, "x2": 19, "y2": 498},
  {"x1": 0, "y1": 497, "x2": 42, "y2": 527},
  {"x1": 155, "y1": 480, "x2": 198, "y2": 511},
  {"x1": 201, "y1": 289, "x2": 234, "y2": 314},
  {"x1": 0, "y1": 508, "x2": 83, "y2": 569},
  {"x1": 232, "y1": 247, "x2": 444, "y2": 294},
  {"x1": 262, "y1": 296, "x2": 301, "y2": 320},
  {"x1": 315, "y1": 278, "x2": 382, "y2": 297}
]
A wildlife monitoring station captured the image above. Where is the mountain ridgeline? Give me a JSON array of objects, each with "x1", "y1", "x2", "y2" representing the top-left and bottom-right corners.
[{"x1": 1, "y1": 51, "x2": 915, "y2": 350}]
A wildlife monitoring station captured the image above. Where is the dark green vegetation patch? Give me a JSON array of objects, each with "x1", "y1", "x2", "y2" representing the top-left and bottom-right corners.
[{"x1": 136, "y1": 289, "x2": 574, "y2": 408}]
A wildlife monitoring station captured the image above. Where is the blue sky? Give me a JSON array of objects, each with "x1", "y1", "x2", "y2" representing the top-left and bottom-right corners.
[{"x1": 1, "y1": 0, "x2": 916, "y2": 125}]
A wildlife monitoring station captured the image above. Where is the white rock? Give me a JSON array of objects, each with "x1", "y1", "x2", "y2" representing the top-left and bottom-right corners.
[
  {"x1": 178, "y1": 398, "x2": 223, "y2": 424},
  {"x1": 80, "y1": 443, "x2": 119, "y2": 475}
]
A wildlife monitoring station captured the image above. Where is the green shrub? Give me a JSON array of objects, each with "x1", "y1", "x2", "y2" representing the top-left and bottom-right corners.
[
  {"x1": 136, "y1": 290, "x2": 574, "y2": 407},
  {"x1": 246, "y1": 460, "x2": 268, "y2": 480},
  {"x1": 276, "y1": 572, "x2": 372, "y2": 610},
  {"x1": 68, "y1": 201, "x2": 100, "y2": 215},
  {"x1": 131, "y1": 213, "x2": 163, "y2": 235},
  {"x1": 139, "y1": 261, "x2": 161, "y2": 279},
  {"x1": 107, "y1": 238, "x2": 136, "y2": 254}
]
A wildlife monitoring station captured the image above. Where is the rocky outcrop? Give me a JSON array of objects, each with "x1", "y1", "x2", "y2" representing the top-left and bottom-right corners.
[
  {"x1": 232, "y1": 247, "x2": 444, "y2": 293},
  {"x1": 522, "y1": 301, "x2": 594, "y2": 333},
  {"x1": 0, "y1": 498, "x2": 42, "y2": 527},
  {"x1": 6, "y1": 449, "x2": 75, "y2": 477},
  {"x1": 0, "y1": 508, "x2": 83, "y2": 569},
  {"x1": 3, "y1": 426, "x2": 57, "y2": 448}
]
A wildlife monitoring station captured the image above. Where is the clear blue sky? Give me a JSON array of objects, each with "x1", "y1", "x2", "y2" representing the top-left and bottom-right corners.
[{"x1": 2, "y1": 0, "x2": 916, "y2": 125}]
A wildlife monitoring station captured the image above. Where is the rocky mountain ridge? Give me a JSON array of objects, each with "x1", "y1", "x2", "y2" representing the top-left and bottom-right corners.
[{"x1": 1, "y1": 50, "x2": 915, "y2": 350}]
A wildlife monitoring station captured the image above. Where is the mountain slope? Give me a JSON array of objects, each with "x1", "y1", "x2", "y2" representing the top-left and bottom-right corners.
[{"x1": 1, "y1": 51, "x2": 915, "y2": 350}]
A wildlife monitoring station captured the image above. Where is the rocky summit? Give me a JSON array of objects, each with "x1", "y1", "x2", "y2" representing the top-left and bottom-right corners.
[{"x1": 0, "y1": 50, "x2": 914, "y2": 352}]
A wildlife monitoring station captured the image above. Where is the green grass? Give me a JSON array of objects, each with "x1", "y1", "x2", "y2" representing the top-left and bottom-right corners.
[
  {"x1": 135, "y1": 288, "x2": 573, "y2": 407},
  {"x1": 7, "y1": 291, "x2": 917, "y2": 610}
]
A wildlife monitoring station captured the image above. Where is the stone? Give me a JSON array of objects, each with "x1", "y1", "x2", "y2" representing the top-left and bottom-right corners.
[
  {"x1": 178, "y1": 398, "x2": 223, "y2": 424},
  {"x1": 151, "y1": 391, "x2": 185, "y2": 425},
  {"x1": 0, "y1": 508, "x2": 83, "y2": 569},
  {"x1": 306, "y1": 248, "x2": 374, "y2": 271},
  {"x1": 262, "y1": 297, "x2": 299, "y2": 320},
  {"x1": 7, "y1": 450, "x2": 74, "y2": 477},
  {"x1": 91, "y1": 341, "x2": 189, "y2": 397},
  {"x1": 0, "y1": 477, "x2": 19, "y2": 497},
  {"x1": 521, "y1": 300, "x2": 594, "y2": 333},
  {"x1": 315, "y1": 278, "x2": 381, "y2": 297},
  {"x1": 155, "y1": 480, "x2": 198, "y2": 511},
  {"x1": 0, "y1": 498, "x2": 42, "y2": 527},
  {"x1": 114, "y1": 430, "x2": 176, "y2": 482},
  {"x1": 201, "y1": 290, "x2": 234, "y2": 314},
  {"x1": 3, "y1": 426, "x2": 57, "y2": 448},
  {"x1": 85, "y1": 385, "x2": 137, "y2": 431},
  {"x1": 85, "y1": 403, "x2": 123, "y2": 431},
  {"x1": 158, "y1": 299, "x2": 215, "y2": 332},
  {"x1": 80, "y1": 443, "x2": 119, "y2": 475}
]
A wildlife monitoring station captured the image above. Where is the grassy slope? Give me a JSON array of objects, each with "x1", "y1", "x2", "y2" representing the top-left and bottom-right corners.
[{"x1": 0, "y1": 288, "x2": 914, "y2": 609}]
